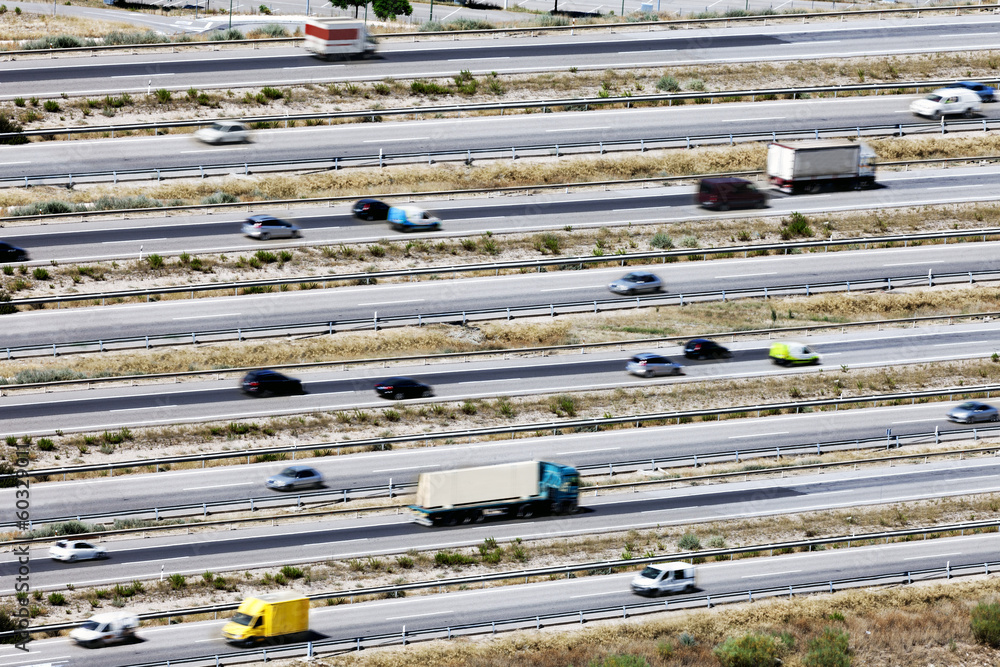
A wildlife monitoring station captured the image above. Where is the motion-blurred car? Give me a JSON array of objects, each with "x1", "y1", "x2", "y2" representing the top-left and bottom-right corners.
[
  {"x1": 769, "y1": 341, "x2": 820, "y2": 366},
  {"x1": 626, "y1": 353, "x2": 683, "y2": 378},
  {"x1": 69, "y1": 612, "x2": 139, "y2": 647},
  {"x1": 375, "y1": 377, "x2": 433, "y2": 400},
  {"x1": 696, "y1": 177, "x2": 768, "y2": 211},
  {"x1": 49, "y1": 540, "x2": 107, "y2": 562},
  {"x1": 946, "y1": 401, "x2": 999, "y2": 424},
  {"x1": 953, "y1": 81, "x2": 995, "y2": 103},
  {"x1": 909, "y1": 87, "x2": 981, "y2": 119},
  {"x1": 630, "y1": 562, "x2": 696, "y2": 597},
  {"x1": 266, "y1": 465, "x2": 323, "y2": 490},
  {"x1": 241, "y1": 214, "x2": 301, "y2": 240},
  {"x1": 387, "y1": 205, "x2": 441, "y2": 231},
  {"x1": 683, "y1": 339, "x2": 732, "y2": 360},
  {"x1": 0, "y1": 241, "x2": 29, "y2": 263},
  {"x1": 194, "y1": 120, "x2": 250, "y2": 144},
  {"x1": 608, "y1": 271, "x2": 663, "y2": 296},
  {"x1": 240, "y1": 370, "x2": 304, "y2": 396},
  {"x1": 352, "y1": 198, "x2": 391, "y2": 221}
]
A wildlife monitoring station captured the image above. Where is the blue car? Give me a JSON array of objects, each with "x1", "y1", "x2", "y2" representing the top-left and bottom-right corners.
[{"x1": 954, "y1": 81, "x2": 995, "y2": 103}]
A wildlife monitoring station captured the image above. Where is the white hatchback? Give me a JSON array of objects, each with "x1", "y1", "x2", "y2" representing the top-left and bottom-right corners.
[
  {"x1": 910, "y1": 88, "x2": 981, "y2": 119},
  {"x1": 49, "y1": 539, "x2": 107, "y2": 562},
  {"x1": 193, "y1": 120, "x2": 250, "y2": 144}
]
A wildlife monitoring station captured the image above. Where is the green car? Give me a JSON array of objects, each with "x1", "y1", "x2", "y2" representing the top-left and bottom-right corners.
[{"x1": 769, "y1": 341, "x2": 820, "y2": 366}]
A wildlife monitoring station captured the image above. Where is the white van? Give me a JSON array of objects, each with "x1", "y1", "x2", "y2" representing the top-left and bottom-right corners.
[
  {"x1": 630, "y1": 562, "x2": 696, "y2": 597},
  {"x1": 909, "y1": 87, "x2": 981, "y2": 119},
  {"x1": 69, "y1": 612, "x2": 139, "y2": 647}
]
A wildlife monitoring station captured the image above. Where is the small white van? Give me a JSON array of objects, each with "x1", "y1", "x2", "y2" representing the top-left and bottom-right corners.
[
  {"x1": 909, "y1": 87, "x2": 981, "y2": 119},
  {"x1": 630, "y1": 562, "x2": 696, "y2": 597}
]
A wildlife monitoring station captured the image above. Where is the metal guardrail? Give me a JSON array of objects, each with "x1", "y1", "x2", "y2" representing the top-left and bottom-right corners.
[
  {"x1": 7, "y1": 226, "x2": 1000, "y2": 310},
  {"x1": 6, "y1": 526, "x2": 998, "y2": 647},
  {"x1": 5, "y1": 264, "x2": 1000, "y2": 359},
  {"x1": 4, "y1": 116, "x2": 998, "y2": 188},
  {"x1": 6, "y1": 381, "x2": 1000, "y2": 485},
  {"x1": 8, "y1": 428, "x2": 1000, "y2": 530},
  {"x1": 2, "y1": 3, "x2": 998, "y2": 60},
  {"x1": 5, "y1": 78, "x2": 998, "y2": 143}
]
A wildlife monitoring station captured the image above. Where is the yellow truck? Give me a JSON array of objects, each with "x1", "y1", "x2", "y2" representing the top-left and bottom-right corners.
[{"x1": 222, "y1": 592, "x2": 309, "y2": 647}]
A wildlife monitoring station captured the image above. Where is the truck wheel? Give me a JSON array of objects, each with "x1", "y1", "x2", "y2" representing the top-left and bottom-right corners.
[
  {"x1": 517, "y1": 504, "x2": 534, "y2": 519},
  {"x1": 470, "y1": 510, "x2": 484, "y2": 523}
]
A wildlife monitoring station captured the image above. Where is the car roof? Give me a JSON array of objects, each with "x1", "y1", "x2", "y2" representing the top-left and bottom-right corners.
[
  {"x1": 280, "y1": 465, "x2": 317, "y2": 473},
  {"x1": 246, "y1": 214, "x2": 282, "y2": 223},
  {"x1": 687, "y1": 338, "x2": 712, "y2": 344},
  {"x1": 644, "y1": 562, "x2": 692, "y2": 573},
  {"x1": 700, "y1": 177, "x2": 752, "y2": 185},
  {"x1": 355, "y1": 198, "x2": 384, "y2": 204},
  {"x1": 633, "y1": 352, "x2": 665, "y2": 360}
]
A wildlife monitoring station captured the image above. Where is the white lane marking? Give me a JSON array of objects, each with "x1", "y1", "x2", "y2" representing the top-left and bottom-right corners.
[
  {"x1": 103, "y1": 237, "x2": 167, "y2": 243},
  {"x1": 555, "y1": 447, "x2": 621, "y2": 455},
  {"x1": 362, "y1": 137, "x2": 428, "y2": 143},
  {"x1": 356, "y1": 299, "x2": 425, "y2": 306},
  {"x1": 742, "y1": 570, "x2": 801, "y2": 578},
  {"x1": 927, "y1": 185, "x2": 982, "y2": 190},
  {"x1": 110, "y1": 405, "x2": 176, "y2": 412},
  {"x1": 180, "y1": 148, "x2": 249, "y2": 153},
  {"x1": 372, "y1": 464, "x2": 440, "y2": 473},
  {"x1": 4, "y1": 161, "x2": 30, "y2": 165},
  {"x1": 882, "y1": 260, "x2": 945, "y2": 267},
  {"x1": 571, "y1": 590, "x2": 624, "y2": 598},
  {"x1": 714, "y1": 272, "x2": 777, "y2": 279},
  {"x1": 546, "y1": 126, "x2": 610, "y2": 132},
  {"x1": 448, "y1": 57, "x2": 510, "y2": 61},
  {"x1": 182, "y1": 482, "x2": 255, "y2": 490},
  {"x1": 892, "y1": 418, "x2": 950, "y2": 424},
  {"x1": 172, "y1": 312, "x2": 241, "y2": 320},
  {"x1": 720, "y1": 116, "x2": 784, "y2": 122},
  {"x1": 0, "y1": 656, "x2": 71, "y2": 665},
  {"x1": 934, "y1": 340, "x2": 987, "y2": 346},
  {"x1": 111, "y1": 73, "x2": 174, "y2": 78},
  {"x1": 729, "y1": 431, "x2": 789, "y2": 439},
  {"x1": 904, "y1": 552, "x2": 961, "y2": 560},
  {"x1": 385, "y1": 610, "x2": 453, "y2": 620},
  {"x1": 540, "y1": 285, "x2": 604, "y2": 292}
]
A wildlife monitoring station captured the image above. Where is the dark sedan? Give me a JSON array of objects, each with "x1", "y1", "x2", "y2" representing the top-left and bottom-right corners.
[
  {"x1": 240, "y1": 370, "x2": 304, "y2": 396},
  {"x1": 375, "y1": 377, "x2": 433, "y2": 400},
  {"x1": 683, "y1": 339, "x2": 732, "y2": 360},
  {"x1": 352, "y1": 198, "x2": 391, "y2": 221},
  {"x1": 954, "y1": 81, "x2": 995, "y2": 103},
  {"x1": 0, "y1": 241, "x2": 29, "y2": 263}
]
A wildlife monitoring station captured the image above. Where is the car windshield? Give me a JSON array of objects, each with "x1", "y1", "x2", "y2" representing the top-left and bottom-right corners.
[
  {"x1": 231, "y1": 612, "x2": 254, "y2": 627},
  {"x1": 925, "y1": 94, "x2": 943, "y2": 103},
  {"x1": 277, "y1": 467, "x2": 297, "y2": 477},
  {"x1": 639, "y1": 566, "x2": 661, "y2": 579},
  {"x1": 622, "y1": 273, "x2": 642, "y2": 281},
  {"x1": 79, "y1": 620, "x2": 102, "y2": 631},
  {"x1": 957, "y1": 402, "x2": 979, "y2": 409}
]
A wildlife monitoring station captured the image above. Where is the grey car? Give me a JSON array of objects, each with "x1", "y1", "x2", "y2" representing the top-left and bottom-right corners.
[
  {"x1": 946, "y1": 401, "x2": 999, "y2": 424},
  {"x1": 626, "y1": 353, "x2": 683, "y2": 378},
  {"x1": 241, "y1": 214, "x2": 302, "y2": 240},
  {"x1": 608, "y1": 271, "x2": 663, "y2": 296},
  {"x1": 194, "y1": 120, "x2": 250, "y2": 144},
  {"x1": 266, "y1": 465, "x2": 323, "y2": 491}
]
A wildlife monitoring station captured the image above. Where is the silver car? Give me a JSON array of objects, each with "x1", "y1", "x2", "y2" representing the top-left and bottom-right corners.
[
  {"x1": 266, "y1": 465, "x2": 323, "y2": 491},
  {"x1": 193, "y1": 120, "x2": 250, "y2": 144},
  {"x1": 608, "y1": 271, "x2": 663, "y2": 295},
  {"x1": 49, "y1": 540, "x2": 107, "y2": 562},
  {"x1": 626, "y1": 353, "x2": 682, "y2": 378},
  {"x1": 946, "y1": 401, "x2": 999, "y2": 424},
  {"x1": 242, "y1": 214, "x2": 301, "y2": 240}
]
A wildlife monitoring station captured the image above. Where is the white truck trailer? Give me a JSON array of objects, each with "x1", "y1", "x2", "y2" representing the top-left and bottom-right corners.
[
  {"x1": 304, "y1": 18, "x2": 376, "y2": 59},
  {"x1": 767, "y1": 140, "x2": 876, "y2": 193}
]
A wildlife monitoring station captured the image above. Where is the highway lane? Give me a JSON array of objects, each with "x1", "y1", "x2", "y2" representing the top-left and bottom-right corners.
[
  {"x1": 4, "y1": 94, "x2": 1000, "y2": 181},
  {"x1": 5, "y1": 165, "x2": 1000, "y2": 264},
  {"x1": 2, "y1": 530, "x2": 997, "y2": 666},
  {"x1": 5, "y1": 17, "x2": 1000, "y2": 98},
  {"x1": 3, "y1": 319, "x2": 1000, "y2": 434},
  {"x1": 2, "y1": 457, "x2": 999, "y2": 592},
  {"x1": 4, "y1": 390, "x2": 997, "y2": 523},
  {"x1": 4, "y1": 240, "x2": 1000, "y2": 348}
]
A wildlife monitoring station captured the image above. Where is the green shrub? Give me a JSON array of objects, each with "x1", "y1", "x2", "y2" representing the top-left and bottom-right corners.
[
  {"x1": 396, "y1": 555, "x2": 414, "y2": 569},
  {"x1": 0, "y1": 113, "x2": 28, "y2": 145},
  {"x1": 280, "y1": 565, "x2": 304, "y2": 579},
  {"x1": 47, "y1": 593, "x2": 67, "y2": 605},
  {"x1": 588, "y1": 655, "x2": 649, "y2": 667},
  {"x1": 32, "y1": 268, "x2": 49, "y2": 280},
  {"x1": 678, "y1": 533, "x2": 701, "y2": 550},
  {"x1": 410, "y1": 79, "x2": 452, "y2": 95},
  {"x1": 434, "y1": 551, "x2": 476, "y2": 566},
  {"x1": 804, "y1": 627, "x2": 851, "y2": 666},
  {"x1": 551, "y1": 395, "x2": 576, "y2": 417},
  {"x1": 534, "y1": 232, "x2": 561, "y2": 255},
  {"x1": 201, "y1": 191, "x2": 238, "y2": 204},
  {"x1": 782, "y1": 211, "x2": 813, "y2": 238},
  {"x1": 37, "y1": 438, "x2": 55, "y2": 451},
  {"x1": 656, "y1": 75, "x2": 679, "y2": 92},
  {"x1": 261, "y1": 86, "x2": 284, "y2": 99},
  {"x1": 650, "y1": 231, "x2": 674, "y2": 249},
  {"x1": 258, "y1": 23, "x2": 288, "y2": 37},
  {"x1": 972, "y1": 601, "x2": 1000, "y2": 648},
  {"x1": 103, "y1": 30, "x2": 161, "y2": 45},
  {"x1": 168, "y1": 573, "x2": 186, "y2": 590},
  {"x1": 154, "y1": 88, "x2": 172, "y2": 104},
  {"x1": 209, "y1": 28, "x2": 244, "y2": 40},
  {"x1": 713, "y1": 633, "x2": 782, "y2": 667},
  {"x1": 92, "y1": 194, "x2": 164, "y2": 210},
  {"x1": 146, "y1": 254, "x2": 165, "y2": 270}
]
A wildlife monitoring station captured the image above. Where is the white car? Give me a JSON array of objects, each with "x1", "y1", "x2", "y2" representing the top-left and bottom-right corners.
[
  {"x1": 49, "y1": 539, "x2": 107, "y2": 562},
  {"x1": 909, "y1": 87, "x2": 981, "y2": 119},
  {"x1": 630, "y1": 562, "x2": 696, "y2": 596},
  {"x1": 193, "y1": 120, "x2": 250, "y2": 144},
  {"x1": 70, "y1": 612, "x2": 138, "y2": 647}
]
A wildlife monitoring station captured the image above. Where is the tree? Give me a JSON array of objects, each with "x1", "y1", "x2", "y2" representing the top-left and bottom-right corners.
[
  {"x1": 328, "y1": 0, "x2": 367, "y2": 18},
  {"x1": 372, "y1": 0, "x2": 411, "y2": 20}
]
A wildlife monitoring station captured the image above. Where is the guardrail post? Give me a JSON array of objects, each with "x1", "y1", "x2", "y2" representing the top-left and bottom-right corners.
[
  {"x1": 734, "y1": 450, "x2": 739, "y2": 462},
  {"x1": 98, "y1": 340, "x2": 103, "y2": 353},
  {"x1": 622, "y1": 605, "x2": 627, "y2": 618},
  {"x1": 887, "y1": 277, "x2": 892, "y2": 291},
  {"x1": 463, "y1": 311, "x2": 468, "y2": 325},
  {"x1": 580, "y1": 610, "x2": 584, "y2": 624},
  {"x1": 814, "y1": 128, "x2": 819, "y2": 140},
  {"x1": 788, "y1": 586, "x2": 793, "y2": 598},
  {"x1": 379, "y1": 149, "x2": 384, "y2": 168},
  {"x1": 805, "y1": 284, "x2": 810, "y2": 296},
  {"x1": 306, "y1": 641, "x2": 314, "y2": 658},
  {"x1": 389, "y1": 478, "x2": 394, "y2": 498},
  {"x1": 693, "y1": 454, "x2": 698, "y2": 467},
  {"x1": 685, "y1": 137, "x2": 690, "y2": 149},
  {"x1": 555, "y1": 144, "x2": 559, "y2": 157},
  {"x1": 145, "y1": 336, "x2": 150, "y2": 349},
  {"x1": 492, "y1": 621, "x2": 496, "y2": 633},
  {"x1": 599, "y1": 141, "x2": 604, "y2": 154},
  {"x1": 986, "y1": 563, "x2": 990, "y2": 575},
  {"x1": 250, "y1": 498, "x2": 255, "y2": 512},
  {"x1": 907, "y1": 571, "x2": 911, "y2": 584},
  {"x1": 748, "y1": 590, "x2": 753, "y2": 602},
  {"x1": 356, "y1": 637, "x2": 361, "y2": 651},
  {"x1": 203, "y1": 503, "x2": 207, "y2": 517},
  {"x1": 244, "y1": 163, "x2": 249, "y2": 175},
  {"x1": 374, "y1": 311, "x2": 378, "y2": 330},
  {"x1": 829, "y1": 581, "x2": 834, "y2": 593},
  {"x1": 506, "y1": 307, "x2": 512, "y2": 320},
  {"x1": 155, "y1": 507, "x2": 160, "y2": 520},
  {"x1": 550, "y1": 304, "x2": 555, "y2": 317},
  {"x1": 729, "y1": 134, "x2": 733, "y2": 146},
  {"x1": 722, "y1": 290, "x2": 726, "y2": 302},
  {"x1": 344, "y1": 489, "x2": 348, "y2": 504},
  {"x1": 947, "y1": 560, "x2": 951, "y2": 578},
  {"x1": 54, "y1": 343, "x2": 59, "y2": 356},
  {"x1": 940, "y1": 116, "x2": 946, "y2": 134},
  {"x1": 706, "y1": 595, "x2": 712, "y2": 608},
  {"x1": 6, "y1": 348, "x2": 9, "y2": 360},
  {"x1": 640, "y1": 139, "x2": 645, "y2": 152},
  {"x1": 512, "y1": 147, "x2": 517, "y2": 160},
  {"x1": 192, "y1": 332, "x2": 197, "y2": 345},
  {"x1": 935, "y1": 425, "x2": 939, "y2": 444}
]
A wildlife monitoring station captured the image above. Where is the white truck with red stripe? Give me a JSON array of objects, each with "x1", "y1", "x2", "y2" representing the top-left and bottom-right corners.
[{"x1": 304, "y1": 17, "x2": 376, "y2": 59}]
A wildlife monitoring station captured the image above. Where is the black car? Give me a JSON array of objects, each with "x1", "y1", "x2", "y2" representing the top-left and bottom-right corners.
[
  {"x1": 0, "y1": 241, "x2": 29, "y2": 263},
  {"x1": 696, "y1": 177, "x2": 768, "y2": 211},
  {"x1": 240, "y1": 370, "x2": 304, "y2": 396},
  {"x1": 683, "y1": 339, "x2": 732, "y2": 360},
  {"x1": 352, "y1": 198, "x2": 391, "y2": 221},
  {"x1": 374, "y1": 377, "x2": 433, "y2": 400}
]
